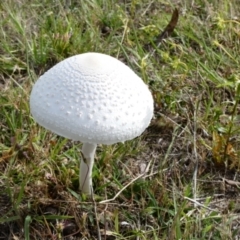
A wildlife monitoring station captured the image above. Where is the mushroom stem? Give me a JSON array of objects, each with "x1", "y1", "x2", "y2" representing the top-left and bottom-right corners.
[{"x1": 80, "y1": 142, "x2": 97, "y2": 194}]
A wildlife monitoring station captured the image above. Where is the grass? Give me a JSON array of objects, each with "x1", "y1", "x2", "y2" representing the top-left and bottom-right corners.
[{"x1": 1, "y1": 0, "x2": 240, "y2": 239}]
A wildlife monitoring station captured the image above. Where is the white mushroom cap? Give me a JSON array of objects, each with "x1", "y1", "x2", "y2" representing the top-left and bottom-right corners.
[{"x1": 30, "y1": 52, "x2": 153, "y2": 144}]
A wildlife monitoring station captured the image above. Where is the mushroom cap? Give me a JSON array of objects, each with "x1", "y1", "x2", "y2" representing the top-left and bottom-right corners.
[{"x1": 30, "y1": 52, "x2": 153, "y2": 144}]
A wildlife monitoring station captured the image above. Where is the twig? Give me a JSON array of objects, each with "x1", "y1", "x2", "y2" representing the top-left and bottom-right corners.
[
  {"x1": 91, "y1": 187, "x2": 101, "y2": 240},
  {"x1": 99, "y1": 160, "x2": 152, "y2": 204},
  {"x1": 150, "y1": 8, "x2": 179, "y2": 57},
  {"x1": 155, "y1": 8, "x2": 179, "y2": 44},
  {"x1": 184, "y1": 196, "x2": 216, "y2": 212},
  {"x1": 192, "y1": 99, "x2": 199, "y2": 207}
]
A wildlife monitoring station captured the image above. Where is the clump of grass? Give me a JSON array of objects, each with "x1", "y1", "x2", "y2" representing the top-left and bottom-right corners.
[{"x1": 1, "y1": 0, "x2": 240, "y2": 239}]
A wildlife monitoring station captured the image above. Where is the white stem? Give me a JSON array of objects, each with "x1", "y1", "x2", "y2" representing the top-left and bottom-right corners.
[{"x1": 80, "y1": 142, "x2": 97, "y2": 194}]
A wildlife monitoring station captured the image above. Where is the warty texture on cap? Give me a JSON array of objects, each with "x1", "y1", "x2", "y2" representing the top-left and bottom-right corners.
[{"x1": 30, "y1": 52, "x2": 154, "y2": 144}]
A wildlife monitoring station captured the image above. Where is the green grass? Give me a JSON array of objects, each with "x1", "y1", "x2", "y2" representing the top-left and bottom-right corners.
[{"x1": 1, "y1": 0, "x2": 240, "y2": 239}]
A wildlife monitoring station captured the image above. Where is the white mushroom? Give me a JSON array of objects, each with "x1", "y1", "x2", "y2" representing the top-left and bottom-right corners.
[{"x1": 30, "y1": 52, "x2": 154, "y2": 195}]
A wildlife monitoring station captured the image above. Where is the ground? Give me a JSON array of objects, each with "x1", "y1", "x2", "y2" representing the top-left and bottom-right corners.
[{"x1": 1, "y1": 0, "x2": 240, "y2": 239}]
